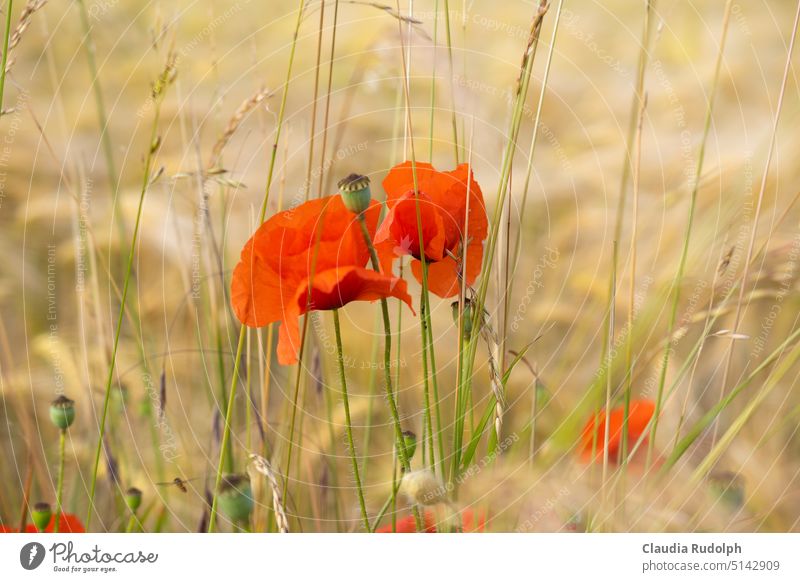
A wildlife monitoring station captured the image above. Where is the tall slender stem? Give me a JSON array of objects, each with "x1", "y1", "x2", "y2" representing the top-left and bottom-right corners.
[
  {"x1": 332, "y1": 310, "x2": 370, "y2": 531},
  {"x1": 0, "y1": 0, "x2": 13, "y2": 114},
  {"x1": 86, "y1": 78, "x2": 167, "y2": 527},
  {"x1": 208, "y1": 328, "x2": 246, "y2": 532},
  {"x1": 356, "y1": 216, "x2": 422, "y2": 530},
  {"x1": 54, "y1": 429, "x2": 66, "y2": 533}
]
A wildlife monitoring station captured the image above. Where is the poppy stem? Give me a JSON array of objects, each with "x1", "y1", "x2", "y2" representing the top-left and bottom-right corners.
[
  {"x1": 332, "y1": 309, "x2": 371, "y2": 531},
  {"x1": 208, "y1": 327, "x2": 247, "y2": 532},
  {"x1": 54, "y1": 429, "x2": 66, "y2": 533},
  {"x1": 356, "y1": 216, "x2": 424, "y2": 531}
]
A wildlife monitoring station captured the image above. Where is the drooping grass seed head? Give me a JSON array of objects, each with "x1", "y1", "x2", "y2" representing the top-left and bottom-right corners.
[
  {"x1": 49, "y1": 395, "x2": 75, "y2": 430},
  {"x1": 401, "y1": 469, "x2": 448, "y2": 506},
  {"x1": 337, "y1": 173, "x2": 372, "y2": 215},
  {"x1": 218, "y1": 474, "x2": 254, "y2": 522},
  {"x1": 125, "y1": 487, "x2": 143, "y2": 512},
  {"x1": 31, "y1": 502, "x2": 52, "y2": 531},
  {"x1": 401, "y1": 430, "x2": 417, "y2": 462}
]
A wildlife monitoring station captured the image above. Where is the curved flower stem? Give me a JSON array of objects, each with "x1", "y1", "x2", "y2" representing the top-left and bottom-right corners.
[
  {"x1": 208, "y1": 328, "x2": 246, "y2": 532},
  {"x1": 356, "y1": 216, "x2": 423, "y2": 531},
  {"x1": 420, "y1": 263, "x2": 445, "y2": 479},
  {"x1": 209, "y1": 0, "x2": 307, "y2": 533},
  {"x1": 125, "y1": 512, "x2": 138, "y2": 533},
  {"x1": 54, "y1": 429, "x2": 66, "y2": 533},
  {"x1": 85, "y1": 53, "x2": 174, "y2": 527},
  {"x1": 332, "y1": 309, "x2": 371, "y2": 531}
]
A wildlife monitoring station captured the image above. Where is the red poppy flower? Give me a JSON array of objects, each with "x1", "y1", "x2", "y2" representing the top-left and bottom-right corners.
[
  {"x1": 375, "y1": 508, "x2": 486, "y2": 533},
  {"x1": 375, "y1": 162, "x2": 487, "y2": 298},
  {"x1": 0, "y1": 513, "x2": 85, "y2": 533},
  {"x1": 579, "y1": 399, "x2": 656, "y2": 463},
  {"x1": 231, "y1": 195, "x2": 413, "y2": 365}
]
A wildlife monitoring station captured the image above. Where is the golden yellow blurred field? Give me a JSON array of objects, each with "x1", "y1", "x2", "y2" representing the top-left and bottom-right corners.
[{"x1": 1, "y1": 0, "x2": 800, "y2": 533}]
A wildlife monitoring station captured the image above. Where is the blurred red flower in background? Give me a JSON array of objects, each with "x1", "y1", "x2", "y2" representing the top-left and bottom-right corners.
[
  {"x1": 579, "y1": 399, "x2": 656, "y2": 463},
  {"x1": 375, "y1": 509, "x2": 486, "y2": 533},
  {"x1": 0, "y1": 513, "x2": 85, "y2": 533}
]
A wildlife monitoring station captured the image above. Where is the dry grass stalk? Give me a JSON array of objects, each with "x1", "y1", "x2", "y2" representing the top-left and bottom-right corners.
[
  {"x1": 3, "y1": 0, "x2": 48, "y2": 74},
  {"x1": 249, "y1": 453, "x2": 290, "y2": 533},
  {"x1": 210, "y1": 86, "x2": 272, "y2": 169}
]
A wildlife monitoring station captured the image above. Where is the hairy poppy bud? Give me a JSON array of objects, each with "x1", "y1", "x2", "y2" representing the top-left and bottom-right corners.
[
  {"x1": 709, "y1": 471, "x2": 745, "y2": 508},
  {"x1": 49, "y1": 395, "x2": 75, "y2": 430},
  {"x1": 451, "y1": 299, "x2": 480, "y2": 340},
  {"x1": 125, "y1": 487, "x2": 143, "y2": 512},
  {"x1": 337, "y1": 173, "x2": 372, "y2": 215},
  {"x1": 31, "y1": 502, "x2": 52, "y2": 531},
  {"x1": 401, "y1": 430, "x2": 417, "y2": 462},
  {"x1": 401, "y1": 469, "x2": 448, "y2": 506},
  {"x1": 218, "y1": 473, "x2": 254, "y2": 522}
]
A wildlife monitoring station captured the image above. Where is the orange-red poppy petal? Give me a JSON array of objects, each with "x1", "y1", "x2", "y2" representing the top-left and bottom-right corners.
[
  {"x1": 231, "y1": 196, "x2": 382, "y2": 329},
  {"x1": 374, "y1": 192, "x2": 447, "y2": 263},
  {"x1": 382, "y1": 161, "x2": 439, "y2": 203},
  {"x1": 409, "y1": 238, "x2": 485, "y2": 298},
  {"x1": 276, "y1": 266, "x2": 415, "y2": 365}
]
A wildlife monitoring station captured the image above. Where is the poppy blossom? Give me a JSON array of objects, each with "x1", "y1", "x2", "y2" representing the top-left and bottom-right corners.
[
  {"x1": 231, "y1": 195, "x2": 413, "y2": 365},
  {"x1": 375, "y1": 162, "x2": 487, "y2": 298},
  {"x1": 579, "y1": 399, "x2": 656, "y2": 463},
  {"x1": 0, "y1": 513, "x2": 85, "y2": 533},
  {"x1": 375, "y1": 508, "x2": 486, "y2": 533}
]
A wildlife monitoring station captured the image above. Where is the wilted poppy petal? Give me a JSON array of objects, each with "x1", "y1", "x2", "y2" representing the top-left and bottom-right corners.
[{"x1": 579, "y1": 399, "x2": 656, "y2": 463}]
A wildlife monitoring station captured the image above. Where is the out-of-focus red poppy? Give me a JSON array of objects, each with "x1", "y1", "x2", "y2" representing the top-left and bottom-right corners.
[
  {"x1": 231, "y1": 195, "x2": 413, "y2": 365},
  {"x1": 375, "y1": 162, "x2": 487, "y2": 298},
  {"x1": 579, "y1": 399, "x2": 656, "y2": 463},
  {"x1": 375, "y1": 508, "x2": 486, "y2": 533},
  {"x1": 0, "y1": 513, "x2": 85, "y2": 533}
]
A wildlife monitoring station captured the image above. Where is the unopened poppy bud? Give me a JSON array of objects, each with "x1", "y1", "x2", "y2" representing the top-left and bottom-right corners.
[
  {"x1": 709, "y1": 471, "x2": 745, "y2": 508},
  {"x1": 451, "y1": 299, "x2": 479, "y2": 339},
  {"x1": 218, "y1": 473, "x2": 254, "y2": 522},
  {"x1": 31, "y1": 502, "x2": 52, "y2": 531},
  {"x1": 337, "y1": 173, "x2": 372, "y2": 214},
  {"x1": 401, "y1": 430, "x2": 417, "y2": 461},
  {"x1": 125, "y1": 487, "x2": 143, "y2": 512},
  {"x1": 49, "y1": 395, "x2": 75, "y2": 430},
  {"x1": 401, "y1": 469, "x2": 448, "y2": 506}
]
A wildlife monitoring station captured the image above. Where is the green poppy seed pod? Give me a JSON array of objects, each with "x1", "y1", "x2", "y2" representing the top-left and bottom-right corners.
[
  {"x1": 337, "y1": 173, "x2": 372, "y2": 215},
  {"x1": 125, "y1": 487, "x2": 143, "y2": 513},
  {"x1": 218, "y1": 474, "x2": 254, "y2": 522},
  {"x1": 31, "y1": 502, "x2": 52, "y2": 531},
  {"x1": 401, "y1": 430, "x2": 417, "y2": 461},
  {"x1": 49, "y1": 395, "x2": 75, "y2": 430}
]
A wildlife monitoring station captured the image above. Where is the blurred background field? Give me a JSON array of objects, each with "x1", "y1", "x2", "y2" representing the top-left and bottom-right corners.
[{"x1": 1, "y1": 0, "x2": 800, "y2": 532}]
